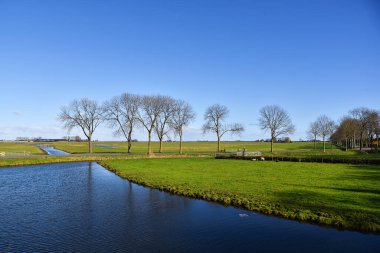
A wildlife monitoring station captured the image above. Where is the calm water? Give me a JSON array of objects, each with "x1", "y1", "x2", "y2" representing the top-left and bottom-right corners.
[
  {"x1": 97, "y1": 145, "x2": 117, "y2": 149},
  {"x1": 37, "y1": 145, "x2": 69, "y2": 156},
  {"x1": 0, "y1": 162, "x2": 379, "y2": 252}
]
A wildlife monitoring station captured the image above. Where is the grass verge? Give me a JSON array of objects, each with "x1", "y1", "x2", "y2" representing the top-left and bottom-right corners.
[{"x1": 100, "y1": 157, "x2": 380, "y2": 233}]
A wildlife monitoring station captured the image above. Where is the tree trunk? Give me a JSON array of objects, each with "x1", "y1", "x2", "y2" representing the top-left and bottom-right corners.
[
  {"x1": 159, "y1": 138, "x2": 163, "y2": 153},
  {"x1": 314, "y1": 136, "x2": 316, "y2": 150},
  {"x1": 359, "y1": 132, "x2": 363, "y2": 151},
  {"x1": 147, "y1": 131, "x2": 152, "y2": 154},
  {"x1": 179, "y1": 132, "x2": 183, "y2": 154},
  {"x1": 217, "y1": 135, "x2": 221, "y2": 152},
  {"x1": 127, "y1": 128, "x2": 133, "y2": 153},
  {"x1": 345, "y1": 138, "x2": 348, "y2": 151},
  {"x1": 377, "y1": 134, "x2": 379, "y2": 149},
  {"x1": 323, "y1": 136, "x2": 326, "y2": 152},
  {"x1": 88, "y1": 135, "x2": 92, "y2": 153},
  {"x1": 127, "y1": 139, "x2": 132, "y2": 153},
  {"x1": 271, "y1": 136, "x2": 274, "y2": 153}
]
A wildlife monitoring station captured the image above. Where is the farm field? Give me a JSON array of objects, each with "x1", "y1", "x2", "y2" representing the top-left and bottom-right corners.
[
  {"x1": 101, "y1": 157, "x2": 380, "y2": 232},
  {"x1": 46, "y1": 140, "x2": 380, "y2": 159},
  {"x1": 0, "y1": 142, "x2": 45, "y2": 155},
  {"x1": 47, "y1": 141, "x2": 346, "y2": 155}
]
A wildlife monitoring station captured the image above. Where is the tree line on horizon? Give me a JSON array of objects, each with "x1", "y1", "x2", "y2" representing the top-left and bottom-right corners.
[
  {"x1": 308, "y1": 108, "x2": 380, "y2": 152},
  {"x1": 58, "y1": 93, "x2": 379, "y2": 154},
  {"x1": 330, "y1": 108, "x2": 380, "y2": 151}
]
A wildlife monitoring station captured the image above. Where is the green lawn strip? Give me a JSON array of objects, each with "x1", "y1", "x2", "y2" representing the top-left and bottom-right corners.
[
  {"x1": 49, "y1": 141, "x2": 380, "y2": 160},
  {"x1": 0, "y1": 154, "x2": 209, "y2": 167},
  {"x1": 0, "y1": 156, "x2": 104, "y2": 167},
  {"x1": 0, "y1": 142, "x2": 45, "y2": 155},
  {"x1": 100, "y1": 157, "x2": 380, "y2": 233},
  {"x1": 49, "y1": 141, "x2": 350, "y2": 155}
]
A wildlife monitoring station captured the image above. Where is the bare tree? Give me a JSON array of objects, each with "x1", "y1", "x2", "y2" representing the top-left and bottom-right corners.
[
  {"x1": 335, "y1": 117, "x2": 357, "y2": 151},
  {"x1": 376, "y1": 124, "x2": 380, "y2": 149},
  {"x1": 155, "y1": 96, "x2": 176, "y2": 153},
  {"x1": 315, "y1": 115, "x2": 335, "y2": 152},
  {"x1": 259, "y1": 105, "x2": 295, "y2": 153},
  {"x1": 350, "y1": 108, "x2": 371, "y2": 150},
  {"x1": 170, "y1": 99, "x2": 196, "y2": 154},
  {"x1": 375, "y1": 112, "x2": 380, "y2": 149},
  {"x1": 58, "y1": 98, "x2": 103, "y2": 153},
  {"x1": 202, "y1": 104, "x2": 244, "y2": 152},
  {"x1": 308, "y1": 121, "x2": 319, "y2": 150},
  {"x1": 137, "y1": 95, "x2": 164, "y2": 155},
  {"x1": 103, "y1": 93, "x2": 140, "y2": 153},
  {"x1": 366, "y1": 110, "x2": 380, "y2": 150}
]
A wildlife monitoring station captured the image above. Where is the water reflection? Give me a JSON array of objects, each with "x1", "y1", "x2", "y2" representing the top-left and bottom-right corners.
[
  {"x1": 36, "y1": 145, "x2": 69, "y2": 155},
  {"x1": 0, "y1": 162, "x2": 379, "y2": 252}
]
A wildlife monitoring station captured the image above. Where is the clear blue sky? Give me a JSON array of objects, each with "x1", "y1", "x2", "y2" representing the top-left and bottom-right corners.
[{"x1": 0, "y1": 0, "x2": 379, "y2": 141}]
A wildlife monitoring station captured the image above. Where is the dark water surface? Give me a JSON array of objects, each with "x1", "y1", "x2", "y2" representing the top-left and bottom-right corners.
[{"x1": 0, "y1": 162, "x2": 379, "y2": 252}]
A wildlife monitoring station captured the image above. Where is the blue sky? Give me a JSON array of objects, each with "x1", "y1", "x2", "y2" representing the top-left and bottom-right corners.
[{"x1": 0, "y1": 0, "x2": 379, "y2": 141}]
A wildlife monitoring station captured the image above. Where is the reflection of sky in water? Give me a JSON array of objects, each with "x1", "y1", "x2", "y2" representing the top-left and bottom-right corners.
[
  {"x1": 97, "y1": 145, "x2": 117, "y2": 149},
  {"x1": 37, "y1": 145, "x2": 69, "y2": 155},
  {"x1": 0, "y1": 162, "x2": 379, "y2": 252}
]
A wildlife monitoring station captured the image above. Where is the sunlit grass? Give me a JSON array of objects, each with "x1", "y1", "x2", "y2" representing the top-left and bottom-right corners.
[
  {"x1": 0, "y1": 142, "x2": 44, "y2": 155},
  {"x1": 49, "y1": 141, "x2": 347, "y2": 155},
  {"x1": 101, "y1": 157, "x2": 380, "y2": 233}
]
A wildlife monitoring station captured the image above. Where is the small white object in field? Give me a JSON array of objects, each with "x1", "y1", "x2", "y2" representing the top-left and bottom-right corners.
[
  {"x1": 260, "y1": 157, "x2": 265, "y2": 161},
  {"x1": 239, "y1": 214, "x2": 249, "y2": 218},
  {"x1": 252, "y1": 158, "x2": 257, "y2": 161}
]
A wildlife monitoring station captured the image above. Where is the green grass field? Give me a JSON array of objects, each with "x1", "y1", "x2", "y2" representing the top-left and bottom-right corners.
[
  {"x1": 1, "y1": 140, "x2": 379, "y2": 159},
  {"x1": 101, "y1": 157, "x2": 380, "y2": 232},
  {"x1": 47, "y1": 140, "x2": 380, "y2": 159},
  {"x1": 48, "y1": 140, "x2": 350, "y2": 155},
  {"x1": 0, "y1": 142, "x2": 45, "y2": 155}
]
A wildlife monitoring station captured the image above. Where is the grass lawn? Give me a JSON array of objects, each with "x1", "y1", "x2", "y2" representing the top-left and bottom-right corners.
[
  {"x1": 0, "y1": 142, "x2": 45, "y2": 155},
  {"x1": 48, "y1": 140, "x2": 380, "y2": 160},
  {"x1": 100, "y1": 157, "x2": 380, "y2": 233},
  {"x1": 0, "y1": 154, "x2": 206, "y2": 167},
  {"x1": 49, "y1": 141, "x2": 351, "y2": 155},
  {"x1": 0, "y1": 156, "x2": 103, "y2": 167}
]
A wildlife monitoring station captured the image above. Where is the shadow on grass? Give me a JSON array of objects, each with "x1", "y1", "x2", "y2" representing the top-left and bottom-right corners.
[
  {"x1": 271, "y1": 163, "x2": 380, "y2": 231},
  {"x1": 283, "y1": 183, "x2": 380, "y2": 198},
  {"x1": 279, "y1": 164, "x2": 380, "y2": 210},
  {"x1": 272, "y1": 188, "x2": 380, "y2": 231},
  {"x1": 336, "y1": 165, "x2": 380, "y2": 182}
]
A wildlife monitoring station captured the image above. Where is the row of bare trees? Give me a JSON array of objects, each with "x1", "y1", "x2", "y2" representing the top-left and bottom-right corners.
[
  {"x1": 331, "y1": 108, "x2": 380, "y2": 151},
  {"x1": 59, "y1": 94, "x2": 196, "y2": 154},
  {"x1": 308, "y1": 115, "x2": 336, "y2": 152},
  {"x1": 58, "y1": 97, "x2": 299, "y2": 154},
  {"x1": 308, "y1": 108, "x2": 380, "y2": 152}
]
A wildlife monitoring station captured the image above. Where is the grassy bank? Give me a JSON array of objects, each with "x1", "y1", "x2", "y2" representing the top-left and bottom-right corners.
[
  {"x1": 0, "y1": 142, "x2": 45, "y2": 155},
  {"x1": 0, "y1": 154, "x2": 208, "y2": 167},
  {"x1": 3, "y1": 141, "x2": 379, "y2": 160},
  {"x1": 0, "y1": 156, "x2": 109, "y2": 167},
  {"x1": 47, "y1": 141, "x2": 380, "y2": 159},
  {"x1": 48, "y1": 141, "x2": 347, "y2": 154},
  {"x1": 100, "y1": 157, "x2": 380, "y2": 233}
]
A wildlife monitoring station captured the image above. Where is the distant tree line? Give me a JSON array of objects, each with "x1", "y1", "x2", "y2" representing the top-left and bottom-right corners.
[
  {"x1": 308, "y1": 108, "x2": 380, "y2": 152},
  {"x1": 58, "y1": 95, "x2": 299, "y2": 154},
  {"x1": 331, "y1": 108, "x2": 380, "y2": 151},
  {"x1": 58, "y1": 94, "x2": 379, "y2": 154},
  {"x1": 59, "y1": 94, "x2": 198, "y2": 154}
]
